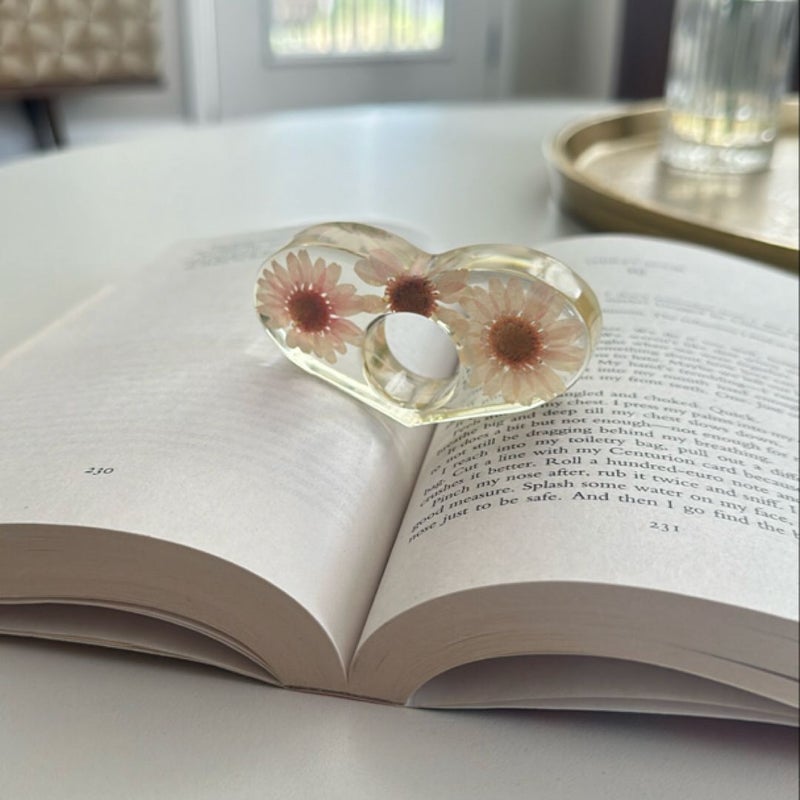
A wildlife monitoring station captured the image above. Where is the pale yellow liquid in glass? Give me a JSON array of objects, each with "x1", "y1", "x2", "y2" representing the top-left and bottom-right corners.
[{"x1": 661, "y1": 0, "x2": 797, "y2": 173}]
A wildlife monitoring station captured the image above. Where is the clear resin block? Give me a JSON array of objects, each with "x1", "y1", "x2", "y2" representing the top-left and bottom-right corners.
[{"x1": 255, "y1": 223, "x2": 602, "y2": 426}]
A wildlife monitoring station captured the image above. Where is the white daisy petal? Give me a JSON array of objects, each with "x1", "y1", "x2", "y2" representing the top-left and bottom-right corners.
[
  {"x1": 355, "y1": 258, "x2": 387, "y2": 286},
  {"x1": 545, "y1": 318, "x2": 585, "y2": 345},
  {"x1": 270, "y1": 261, "x2": 294, "y2": 293},
  {"x1": 368, "y1": 250, "x2": 404, "y2": 282},
  {"x1": 298, "y1": 249, "x2": 316, "y2": 281},
  {"x1": 311, "y1": 257, "x2": 327, "y2": 288},
  {"x1": 359, "y1": 294, "x2": 388, "y2": 313},
  {"x1": 323, "y1": 260, "x2": 342, "y2": 289},
  {"x1": 434, "y1": 269, "x2": 469, "y2": 299},
  {"x1": 534, "y1": 364, "x2": 566, "y2": 397},
  {"x1": 544, "y1": 346, "x2": 586, "y2": 370},
  {"x1": 257, "y1": 250, "x2": 366, "y2": 363},
  {"x1": 454, "y1": 275, "x2": 585, "y2": 404},
  {"x1": 289, "y1": 252, "x2": 307, "y2": 284}
]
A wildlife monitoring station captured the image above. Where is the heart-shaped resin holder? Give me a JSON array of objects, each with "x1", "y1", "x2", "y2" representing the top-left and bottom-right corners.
[{"x1": 255, "y1": 223, "x2": 601, "y2": 426}]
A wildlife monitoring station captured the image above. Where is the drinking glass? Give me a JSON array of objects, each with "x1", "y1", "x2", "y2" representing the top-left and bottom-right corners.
[{"x1": 661, "y1": 0, "x2": 798, "y2": 173}]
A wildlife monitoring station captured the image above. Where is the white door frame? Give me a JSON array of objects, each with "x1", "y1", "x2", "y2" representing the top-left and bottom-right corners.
[
  {"x1": 178, "y1": 0, "x2": 519, "y2": 121},
  {"x1": 179, "y1": 0, "x2": 222, "y2": 122}
]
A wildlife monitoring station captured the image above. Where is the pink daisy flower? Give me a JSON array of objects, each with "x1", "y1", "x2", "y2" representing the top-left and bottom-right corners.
[
  {"x1": 256, "y1": 249, "x2": 363, "y2": 364},
  {"x1": 457, "y1": 277, "x2": 588, "y2": 405},
  {"x1": 355, "y1": 248, "x2": 467, "y2": 326}
]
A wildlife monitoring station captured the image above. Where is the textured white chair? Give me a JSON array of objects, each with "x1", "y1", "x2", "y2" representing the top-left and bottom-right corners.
[{"x1": 0, "y1": 0, "x2": 161, "y2": 147}]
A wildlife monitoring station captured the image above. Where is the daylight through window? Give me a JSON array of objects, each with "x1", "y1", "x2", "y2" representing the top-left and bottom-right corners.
[{"x1": 267, "y1": 0, "x2": 446, "y2": 57}]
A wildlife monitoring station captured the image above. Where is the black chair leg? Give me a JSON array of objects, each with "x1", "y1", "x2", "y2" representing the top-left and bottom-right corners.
[{"x1": 19, "y1": 96, "x2": 66, "y2": 149}]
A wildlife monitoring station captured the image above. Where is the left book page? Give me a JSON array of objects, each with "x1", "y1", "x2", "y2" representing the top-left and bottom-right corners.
[{"x1": 0, "y1": 228, "x2": 432, "y2": 691}]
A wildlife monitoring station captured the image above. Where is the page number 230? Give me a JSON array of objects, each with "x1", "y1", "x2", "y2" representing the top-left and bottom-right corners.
[{"x1": 84, "y1": 466, "x2": 115, "y2": 475}]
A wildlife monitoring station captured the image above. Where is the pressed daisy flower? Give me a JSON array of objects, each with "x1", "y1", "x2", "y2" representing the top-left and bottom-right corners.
[
  {"x1": 355, "y1": 248, "x2": 467, "y2": 325},
  {"x1": 256, "y1": 249, "x2": 363, "y2": 364},
  {"x1": 458, "y1": 277, "x2": 587, "y2": 405}
]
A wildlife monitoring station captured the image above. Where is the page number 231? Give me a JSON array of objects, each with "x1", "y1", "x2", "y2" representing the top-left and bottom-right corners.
[{"x1": 649, "y1": 521, "x2": 679, "y2": 533}]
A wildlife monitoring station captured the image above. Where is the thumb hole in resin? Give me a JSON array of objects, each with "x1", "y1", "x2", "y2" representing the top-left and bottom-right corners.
[{"x1": 363, "y1": 313, "x2": 459, "y2": 409}]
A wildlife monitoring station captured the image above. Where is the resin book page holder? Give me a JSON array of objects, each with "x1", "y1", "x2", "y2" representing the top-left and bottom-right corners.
[{"x1": 255, "y1": 223, "x2": 602, "y2": 426}]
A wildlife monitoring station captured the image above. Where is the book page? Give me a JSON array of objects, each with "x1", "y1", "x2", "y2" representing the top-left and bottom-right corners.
[
  {"x1": 410, "y1": 654, "x2": 798, "y2": 725},
  {"x1": 356, "y1": 236, "x2": 798, "y2": 682},
  {"x1": 0, "y1": 602, "x2": 273, "y2": 682},
  {"x1": 0, "y1": 229, "x2": 431, "y2": 676}
]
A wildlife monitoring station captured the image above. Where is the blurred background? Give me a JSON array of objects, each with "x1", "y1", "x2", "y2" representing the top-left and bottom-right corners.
[{"x1": 3, "y1": 0, "x2": 792, "y2": 165}]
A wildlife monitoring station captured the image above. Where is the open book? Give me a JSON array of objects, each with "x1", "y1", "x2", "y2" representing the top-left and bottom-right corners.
[{"x1": 0, "y1": 229, "x2": 797, "y2": 726}]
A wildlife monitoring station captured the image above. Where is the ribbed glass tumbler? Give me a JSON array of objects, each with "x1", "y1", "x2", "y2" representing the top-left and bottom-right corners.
[{"x1": 661, "y1": 0, "x2": 798, "y2": 174}]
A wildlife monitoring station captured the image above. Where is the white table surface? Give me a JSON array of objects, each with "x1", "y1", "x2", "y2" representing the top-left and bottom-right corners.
[{"x1": 1, "y1": 101, "x2": 797, "y2": 799}]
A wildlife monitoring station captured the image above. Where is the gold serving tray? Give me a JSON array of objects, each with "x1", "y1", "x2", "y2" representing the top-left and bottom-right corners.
[{"x1": 546, "y1": 99, "x2": 799, "y2": 271}]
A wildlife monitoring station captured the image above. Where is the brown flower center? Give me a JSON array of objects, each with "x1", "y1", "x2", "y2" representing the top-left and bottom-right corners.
[
  {"x1": 287, "y1": 289, "x2": 331, "y2": 333},
  {"x1": 386, "y1": 275, "x2": 438, "y2": 317},
  {"x1": 488, "y1": 316, "x2": 542, "y2": 368}
]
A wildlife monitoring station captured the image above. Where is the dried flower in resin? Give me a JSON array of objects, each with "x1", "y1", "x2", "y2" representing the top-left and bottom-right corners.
[
  {"x1": 457, "y1": 277, "x2": 587, "y2": 404},
  {"x1": 256, "y1": 250, "x2": 363, "y2": 364},
  {"x1": 355, "y1": 248, "x2": 466, "y2": 327}
]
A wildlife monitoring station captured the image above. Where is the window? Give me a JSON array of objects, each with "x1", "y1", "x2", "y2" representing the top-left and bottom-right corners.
[{"x1": 266, "y1": 0, "x2": 447, "y2": 58}]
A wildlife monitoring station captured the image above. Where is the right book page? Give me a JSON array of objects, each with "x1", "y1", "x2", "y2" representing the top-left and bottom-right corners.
[{"x1": 351, "y1": 235, "x2": 799, "y2": 710}]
